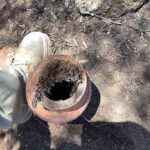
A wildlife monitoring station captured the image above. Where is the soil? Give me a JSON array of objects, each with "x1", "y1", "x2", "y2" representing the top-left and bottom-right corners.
[{"x1": 0, "y1": 0, "x2": 150, "y2": 150}]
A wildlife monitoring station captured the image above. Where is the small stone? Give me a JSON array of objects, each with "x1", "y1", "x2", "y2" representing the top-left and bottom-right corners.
[
  {"x1": 75, "y1": 0, "x2": 146, "y2": 17},
  {"x1": 75, "y1": 0, "x2": 104, "y2": 15}
]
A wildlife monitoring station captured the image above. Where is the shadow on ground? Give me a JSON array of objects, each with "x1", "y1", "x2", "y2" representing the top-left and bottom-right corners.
[
  {"x1": 15, "y1": 116, "x2": 51, "y2": 150},
  {"x1": 58, "y1": 121, "x2": 150, "y2": 150},
  {"x1": 1, "y1": 120, "x2": 150, "y2": 150},
  {"x1": 72, "y1": 82, "x2": 101, "y2": 124}
]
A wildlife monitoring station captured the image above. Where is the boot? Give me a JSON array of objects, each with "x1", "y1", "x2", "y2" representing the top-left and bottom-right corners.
[{"x1": 13, "y1": 32, "x2": 51, "y2": 78}]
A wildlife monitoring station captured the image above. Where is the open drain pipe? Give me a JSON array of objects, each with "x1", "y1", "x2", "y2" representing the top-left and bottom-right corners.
[{"x1": 26, "y1": 55, "x2": 92, "y2": 124}]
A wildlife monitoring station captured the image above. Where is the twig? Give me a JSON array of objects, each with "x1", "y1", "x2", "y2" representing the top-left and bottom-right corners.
[
  {"x1": 140, "y1": 29, "x2": 150, "y2": 33},
  {"x1": 95, "y1": 15, "x2": 122, "y2": 25}
]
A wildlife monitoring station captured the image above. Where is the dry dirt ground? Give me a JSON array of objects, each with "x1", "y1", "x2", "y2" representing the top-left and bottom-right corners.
[{"x1": 0, "y1": 0, "x2": 150, "y2": 150}]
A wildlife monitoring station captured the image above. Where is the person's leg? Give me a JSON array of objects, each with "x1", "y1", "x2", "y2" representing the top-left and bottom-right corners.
[
  {"x1": 0, "y1": 67, "x2": 31, "y2": 128},
  {"x1": 0, "y1": 32, "x2": 51, "y2": 128}
]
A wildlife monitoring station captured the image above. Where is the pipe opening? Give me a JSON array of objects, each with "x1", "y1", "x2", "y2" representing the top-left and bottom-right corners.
[
  {"x1": 44, "y1": 80, "x2": 75, "y2": 100},
  {"x1": 38, "y1": 59, "x2": 83, "y2": 101}
]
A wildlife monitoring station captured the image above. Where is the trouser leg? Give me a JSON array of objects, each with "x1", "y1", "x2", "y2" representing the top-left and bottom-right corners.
[{"x1": 0, "y1": 67, "x2": 32, "y2": 129}]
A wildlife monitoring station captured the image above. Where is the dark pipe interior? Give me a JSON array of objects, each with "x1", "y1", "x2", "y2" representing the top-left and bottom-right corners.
[
  {"x1": 38, "y1": 59, "x2": 82, "y2": 101},
  {"x1": 44, "y1": 80, "x2": 75, "y2": 101}
]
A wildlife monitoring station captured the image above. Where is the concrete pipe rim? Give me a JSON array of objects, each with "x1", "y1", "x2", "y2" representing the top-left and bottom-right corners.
[{"x1": 26, "y1": 55, "x2": 92, "y2": 123}]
